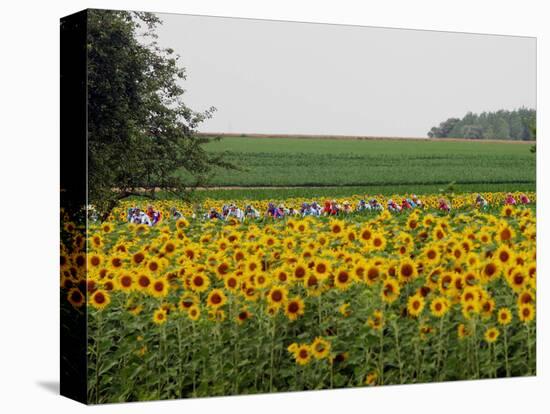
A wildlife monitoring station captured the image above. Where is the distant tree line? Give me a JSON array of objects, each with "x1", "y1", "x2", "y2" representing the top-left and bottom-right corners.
[{"x1": 428, "y1": 108, "x2": 536, "y2": 140}]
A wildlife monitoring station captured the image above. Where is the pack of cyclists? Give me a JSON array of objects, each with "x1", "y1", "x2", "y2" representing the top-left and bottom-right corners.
[{"x1": 126, "y1": 193, "x2": 531, "y2": 225}]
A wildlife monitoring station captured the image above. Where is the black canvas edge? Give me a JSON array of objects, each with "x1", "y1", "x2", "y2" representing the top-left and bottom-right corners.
[{"x1": 60, "y1": 9, "x2": 88, "y2": 405}]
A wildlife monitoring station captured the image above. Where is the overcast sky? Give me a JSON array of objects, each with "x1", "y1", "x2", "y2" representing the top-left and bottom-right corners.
[{"x1": 152, "y1": 13, "x2": 536, "y2": 137}]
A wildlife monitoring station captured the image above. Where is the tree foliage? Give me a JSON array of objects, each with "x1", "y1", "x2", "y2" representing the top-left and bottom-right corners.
[
  {"x1": 428, "y1": 108, "x2": 536, "y2": 141},
  {"x1": 87, "y1": 10, "x2": 233, "y2": 218}
]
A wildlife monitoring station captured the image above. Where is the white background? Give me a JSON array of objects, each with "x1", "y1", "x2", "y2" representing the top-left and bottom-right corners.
[{"x1": 0, "y1": 0, "x2": 547, "y2": 412}]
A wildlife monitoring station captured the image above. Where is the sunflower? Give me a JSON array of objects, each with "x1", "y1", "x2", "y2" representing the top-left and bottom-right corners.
[
  {"x1": 185, "y1": 304, "x2": 200, "y2": 321},
  {"x1": 478, "y1": 231, "x2": 492, "y2": 244},
  {"x1": 208, "y1": 309, "x2": 226, "y2": 322},
  {"x1": 183, "y1": 245, "x2": 199, "y2": 261},
  {"x1": 136, "y1": 273, "x2": 152, "y2": 291},
  {"x1": 253, "y1": 272, "x2": 271, "y2": 289},
  {"x1": 149, "y1": 277, "x2": 169, "y2": 298},
  {"x1": 311, "y1": 337, "x2": 331, "y2": 359},
  {"x1": 109, "y1": 255, "x2": 124, "y2": 270},
  {"x1": 285, "y1": 297, "x2": 305, "y2": 320},
  {"x1": 371, "y1": 232, "x2": 387, "y2": 250},
  {"x1": 430, "y1": 296, "x2": 450, "y2": 317},
  {"x1": 313, "y1": 259, "x2": 331, "y2": 280},
  {"x1": 461, "y1": 301, "x2": 480, "y2": 320},
  {"x1": 480, "y1": 298, "x2": 495, "y2": 319},
  {"x1": 480, "y1": 260, "x2": 500, "y2": 282},
  {"x1": 451, "y1": 245, "x2": 466, "y2": 263},
  {"x1": 305, "y1": 273, "x2": 326, "y2": 296},
  {"x1": 244, "y1": 258, "x2": 262, "y2": 274},
  {"x1": 117, "y1": 273, "x2": 134, "y2": 291},
  {"x1": 267, "y1": 285, "x2": 288, "y2": 308},
  {"x1": 153, "y1": 308, "x2": 168, "y2": 325},
  {"x1": 381, "y1": 278, "x2": 400, "y2": 303},
  {"x1": 294, "y1": 219, "x2": 309, "y2": 233},
  {"x1": 329, "y1": 219, "x2": 345, "y2": 236},
  {"x1": 275, "y1": 268, "x2": 290, "y2": 284},
  {"x1": 178, "y1": 292, "x2": 199, "y2": 311},
  {"x1": 89, "y1": 289, "x2": 110, "y2": 310},
  {"x1": 484, "y1": 327, "x2": 500, "y2": 343},
  {"x1": 73, "y1": 252, "x2": 86, "y2": 268},
  {"x1": 359, "y1": 225, "x2": 374, "y2": 243},
  {"x1": 350, "y1": 259, "x2": 366, "y2": 283},
  {"x1": 176, "y1": 218, "x2": 189, "y2": 230},
  {"x1": 334, "y1": 268, "x2": 353, "y2": 290},
  {"x1": 294, "y1": 344, "x2": 312, "y2": 365},
  {"x1": 422, "y1": 214, "x2": 435, "y2": 228},
  {"x1": 517, "y1": 290, "x2": 535, "y2": 307},
  {"x1": 67, "y1": 288, "x2": 85, "y2": 308},
  {"x1": 508, "y1": 268, "x2": 528, "y2": 293},
  {"x1": 367, "y1": 310, "x2": 384, "y2": 330},
  {"x1": 100, "y1": 223, "x2": 112, "y2": 233},
  {"x1": 345, "y1": 229, "x2": 357, "y2": 243},
  {"x1": 364, "y1": 262, "x2": 382, "y2": 286},
  {"x1": 189, "y1": 273, "x2": 210, "y2": 293},
  {"x1": 243, "y1": 286, "x2": 259, "y2": 302},
  {"x1": 457, "y1": 323, "x2": 470, "y2": 340},
  {"x1": 291, "y1": 260, "x2": 308, "y2": 281},
  {"x1": 233, "y1": 248, "x2": 247, "y2": 262},
  {"x1": 215, "y1": 260, "x2": 231, "y2": 278},
  {"x1": 496, "y1": 224, "x2": 515, "y2": 243},
  {"x1": 460, "y1": 239, "x2": 473, "y2": 254},
  {"x1": 60, "y1": 252, "x2": 70, "y2": 269},
  {"x1": 501, "y1": 205, "x2": 515, "y2": 218},
  {"x1": 127, "y1": 300, "x2": 143, "y2": 316},
  {"x1": 224, "y1": 274, "x2": 240, "y2": 292},
  {"x1": 460, "y1": 286, "x2": 480, "y2": 305},
  {"x1": 398, "y1": 258, "x2": 418, "y2": 284},
  {"x1": 206, "y1": 288, "x2": 227, "y2": 308},
  {"x1": 287, "y1": 342, "x2": 299, "y2": 354},
  {"x1": 518, "y1": 303, "x2": 535, "y2": 323},
  {"x1": 90, "y1": 234, "x2": 103, "y2": 249},
  {"x1": 339, "y1": 303, "x2": 351, "y2": 317},
  {"x1": 497, "y1": 307, "x2": 512, "y2": 326},
  {"x1": 407, "y1": 215, "x2": 419, "y2": 230},
  {"x1": 407, "y1": 294, "x2": 425, "y2": 318},
  {"x1": 132, "y1": 251, "x2": 146, "y2": 266},
  {"x1": 112, "y1": 242, "x2": 128, "y2": 256},
  {"x1": 432, "y1": 226, "x2": 446, "y2": 241},
  {"x1": 494, "y1": 245, "x2": 514, "y2": 268},
  {"x1": 236, "y1": 308, "x2": 252, "y2": 324},
  {"x1": 465, "y1": 254, "x2": 480, "y2": 269},
  {"x1": 365, "y1": 371, "x2": 378, "y2": 386},
  {"x1": 88, "y1": 253, "x2": 103, "y2": 269},
  {"x1": 423, "y1": 244, "x2": 440, "y2": 263},
  {"x1": 426, "y1": 267, "x2": 442, "y2": 289}
]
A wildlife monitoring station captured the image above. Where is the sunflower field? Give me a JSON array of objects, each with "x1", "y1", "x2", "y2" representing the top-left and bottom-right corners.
[{"x1": 60, "y1": 192, "x2": 536, "y2": 404}]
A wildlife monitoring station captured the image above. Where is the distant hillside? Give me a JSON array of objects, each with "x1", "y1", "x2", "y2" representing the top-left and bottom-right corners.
[{"x1": 428, "y1": 108, "x2": 536, "y2": 141}]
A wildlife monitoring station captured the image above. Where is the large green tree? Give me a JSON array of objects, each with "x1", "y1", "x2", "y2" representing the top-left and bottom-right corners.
[
  {"x1": 87, "y1": 10, "x2": 232, "y2": 219},
  {"x1": 428, "y1": 108, "x2": 536, "y2": 140}
]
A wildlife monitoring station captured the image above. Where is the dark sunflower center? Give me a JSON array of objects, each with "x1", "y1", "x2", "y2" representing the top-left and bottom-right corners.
[
  {"x1": 288, "y1": 302, "x2": 299, "y2": 313},
  {"x1": 272, "y1": 290, "x2": 283, "y2": 301}
]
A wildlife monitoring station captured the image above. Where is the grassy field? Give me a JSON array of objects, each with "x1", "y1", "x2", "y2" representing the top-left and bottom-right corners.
[{"x1": 175, "y1": 136, "x2": 535, "y2": 200}]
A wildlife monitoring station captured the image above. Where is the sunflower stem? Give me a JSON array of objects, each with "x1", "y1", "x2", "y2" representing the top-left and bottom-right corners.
[
  {"x1": 95, "y1": 311, "x2": 102, "y2": 404},
  {"x1": 472, "y1": 318, "x2": 480, "y2": 379},
  {"x1": 269, "y1": 318, "x2": 276, "y2": 392},
  {"x1": 526, "y1": 324, "x2": 532, "y2": 374},
  {"x1": 192, "y1": 321, "x2": 196, "y2": 396},
  {"x1": 435, "y1": 316, "x2": 445, "y2": 380},
  {"x1": 177, "y1": 321, "x2": 183, "y2": 397},
  {"x1": 503, "y1": 326, "x2": 510, "y2": 377},
  {"x1": 392, "y1": 320, "x2": 404, "y2": 384},
  {"x1": 378, "y1": 317, "x2": 384, "y2": 385}
]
